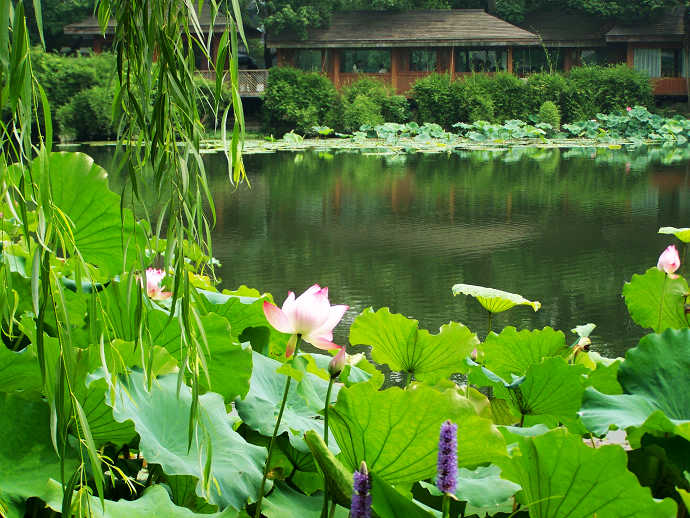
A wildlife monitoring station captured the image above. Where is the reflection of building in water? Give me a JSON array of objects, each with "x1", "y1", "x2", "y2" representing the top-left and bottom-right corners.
[{"x1": 390, "y1": 173, "x2": 415, "y2": 214}]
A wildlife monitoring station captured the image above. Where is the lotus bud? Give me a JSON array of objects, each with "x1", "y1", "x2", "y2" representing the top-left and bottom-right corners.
[
  {"x1": 351, "y1": 461, "x2": 371, "y2": 518},
  {"x1": 436, "y1": 420, "x2": 458, "y2": 494},
  {"x1": 328, "y1": 347, "x2": 347, "y2": 379},
  {"x1": 657, "y1": 245, "x2": 680, "y2": 276}
]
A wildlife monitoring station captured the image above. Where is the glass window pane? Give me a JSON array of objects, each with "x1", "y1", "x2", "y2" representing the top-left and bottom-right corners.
[
  {"x1": 468, "y1": 50, "x2": 488, "y2": 72},
  {"x1": 634, "y1": 48, "x2": 662, "y2": 77},
  {"x1": 661, "y1": 49, "x2": 679, "y2": 77},
  {"x1": 410, "y1": 49, "x2": 437, "y2": 72},
  {"x1": 294, "y1": 50, "x2": 322, "y2": 72},
  {"x1": 341, "y1": 50, "x2": 391, "y2": 73},
  {"x1": 454, "y1": 48, "x2": 469, "y2": 72}
]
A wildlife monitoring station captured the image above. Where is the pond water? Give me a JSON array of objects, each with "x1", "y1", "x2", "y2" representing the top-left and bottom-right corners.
[{"x1": 86, "y1": 145, "x2": 690, "y2": 358}]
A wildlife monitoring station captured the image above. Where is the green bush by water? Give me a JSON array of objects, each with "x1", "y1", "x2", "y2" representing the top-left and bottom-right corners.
[
  {"x1": 57, "y1": 85, "x2": 117, "y2": 141},
  {"x1": 538, "y1": 101, "x2": 561, "y2": 130}
]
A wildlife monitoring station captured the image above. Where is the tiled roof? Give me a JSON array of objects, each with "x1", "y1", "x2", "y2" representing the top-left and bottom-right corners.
[
  {"x1": 518, "y1": 10, "x2": 613, "y2": 47},
  {"x1": 64, "y1": 5, "x2": 260, "y2": 37},
  {"x1": 269, "y1": 10, "x2": 541, "y2": 48},
  {"x1": 606, "y1": 7, "x2": 686, "y2": 41}
]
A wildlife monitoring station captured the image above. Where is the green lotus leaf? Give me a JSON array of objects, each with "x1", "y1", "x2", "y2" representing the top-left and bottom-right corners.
[
  {"x1": 44, "y1": 483, "x2": 240, "y2": 518},
  {"x1": 580, "y1": 329, "x2": 690, "y2": 444},
  {"x1": 451, "y1": 284, "x2": 541, "y2": 313},
  {"x1": 659, "y1": 226, "x2": 690, "y2": 243},
  {"x1": 370, "y1": 472, "x2": 435, "y2": 518},
  {"x1": 506, "y1": 358, "x2": 588, "y2": 422},
  {"x1": 329, "y1": 383, "x2": 507, "y2": 485},
  {"x1": 499, "y1": 428, "x2": 677, "y2": 518},
  {"x1": 197, "y1": 289, "x2": 289, "y2": 359},
  {"x1": 420, "y1": 464, "x2": 521, "y2": 517},
  {"x1": 108, "y1": 371, "x2": 266, "y2": 510},
  {"x1": 0, "y1": 343, "x2": 41, "y2": 396},
  {"x1": 349, "y1": 307, "x2": 478, "y2": 381},
  {"x1": 235, "y1": 351, "x2": 340, "y2": 452},
  {"x1": 481, "y1": 326, "x2": 568, "y2": 380},
  {"x1": 623, "y1": 267, "x2": 689, "y2": 332},
  {"x1": 34, "y1": 152, "x2": 146, "y2": 276},
  {"x1": 0, "y1": 394, "x2": 79, "y2": 518},
  {"x1": 263, "y1": 482, "x2": 349, "y2": 518},
  {"x1": 144, "y1": 310, "x2": 252, "y2": 403}
]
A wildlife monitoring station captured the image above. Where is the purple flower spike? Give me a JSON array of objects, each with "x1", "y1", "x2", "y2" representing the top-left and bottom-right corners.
[
  {"x1": 436, "y1": 420, "x2": 458, "y2": 494},
  {"x1": 351, "y1": 461, "x2": 372, "y2": 518}
]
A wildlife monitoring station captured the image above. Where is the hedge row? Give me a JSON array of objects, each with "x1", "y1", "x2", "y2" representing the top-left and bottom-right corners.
[
  {"x1": 262, "y1": 67, "x2": 409, "y2": 135},
  {"x1": 263, "y1": 65, "x2": 654, "y2": 134}
]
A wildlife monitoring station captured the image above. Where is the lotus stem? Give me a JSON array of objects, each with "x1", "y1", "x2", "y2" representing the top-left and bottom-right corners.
[
  {"x1": 320, "y1": 376, "x2": 336, "y2": 518},
  {"x1": 657, "y1": 274, "x2": 668, "y2": 332},
  {"x1": 255, "y1": 336, "x2": 302, "y2": 518},
  {"x1": 487, "y1": 310, "x2": 493, "y2": 336},
  {"x1": 442, "y1": 493, "x2": 451, "y2": 518}
]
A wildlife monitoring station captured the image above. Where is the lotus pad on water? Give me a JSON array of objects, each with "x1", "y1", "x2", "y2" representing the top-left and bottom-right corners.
[
  {"x1": 580, "y1": 329, "x2": 690, "y2": 445},
  {"x1": 452, "y1": 284, "x2": 541, "y2": 313}
]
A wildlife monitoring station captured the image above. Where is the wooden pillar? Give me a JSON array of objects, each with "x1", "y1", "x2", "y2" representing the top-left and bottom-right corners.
[
  {"x1": 321, "y1": 49, "x2": 326, "y2": 74},
  {"x1": 93, "y1": 37, "x2": 103, "y2": 54},
  {"x1": 563, "y1": 48, "x2": 574, "y2": 72},
  {"x1": 391, "y1": 48, "x2": 402, "y2": 93},
  {"x1": 449, "y1": 46, "x2": 455, "y2": 79},
  {"x1": 507, "y1": 47, "x2": 513, "y2": 74},
  {"x1": 332, "y1": 49, "x2": 341, "y2": 89},
  {"x1": 626, "y1": 44, "x2": 634, "y2": 68}
]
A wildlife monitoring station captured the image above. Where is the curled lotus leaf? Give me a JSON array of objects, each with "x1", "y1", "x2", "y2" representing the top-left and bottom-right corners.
[
  {"x1": 451, "y1": 283, "x2": 541, "y2": 313},
  {"x1": 580, "y1": 329, "x2": 690, "y2": 445},
  {"x1": 659, "y1": 226, "x2": 690, "y2": 243}
]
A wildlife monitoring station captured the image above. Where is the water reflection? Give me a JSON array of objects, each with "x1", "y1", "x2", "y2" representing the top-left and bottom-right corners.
[{"x1": 85, "y1": 145, "x2": 690, "y2": 357}]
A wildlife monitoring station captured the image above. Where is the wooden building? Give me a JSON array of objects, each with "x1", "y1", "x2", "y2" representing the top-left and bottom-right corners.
[
  {"x1": 271, "y1": 8, "x2": 688, "y2": 97},
  {"x1": 64, "y1": 7, "x2": 267, "y2": 96},
  {"x1": 269, "y1": 10, "x2": 541, "y2": 95},
  {"x1": 606, "y1": 7, "x2": 688, "y2": 97}
]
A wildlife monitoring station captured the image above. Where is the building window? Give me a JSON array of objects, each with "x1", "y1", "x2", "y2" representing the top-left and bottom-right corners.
[
  {"x1": 661, "y1": 49, "x2": 682, "y2": 77},
  {"x1": 294, "y1": 50, "x2": 322, "y2": 72},
  {"x1": 580, "y1": 48, "x2": 609, "y2": 66},
  {"x1": 341, "y1": 50, "x2": 391, "y2": 73},
  {"x1": 410, "y1": 49, "x2": 437, "y2": 72},
  {"x1": 455, "y1": 48, "x2": 507, "y2": 73},
  {"x1": 513, "y1": 47, "x2": 565, "y2": 75}
]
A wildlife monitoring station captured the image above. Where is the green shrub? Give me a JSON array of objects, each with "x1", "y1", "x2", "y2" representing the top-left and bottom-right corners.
[
  {"x1": 31, "y1": 49, "x2": 116, "y2": 109},
  {"x1": 526, "y1": 72, "x2": 573, "y2": 120},
  {"x1": 567, "y1": 65, "x2": 653, "y2": 120},
  {"x1": 262, "y1": 67, "x2": 339, "y2": 135},
  {"x1": 454, "y1": 80, "x2": 495, "y2": 124},
  {"x1": 342, "y1": 77, "x2": 409, "y2": 126},
  {"x1": 381, "y1": 95, "x2": 410, "y2": 123},
  {"x1": 538, "y1": 100, "x2": 561, "y2": 130},
  {"x1": 467, "y1": 72, "x2": 530, "y2": 122},
  {"x1": 342, "y1": 94, "x2": 384, "y2": 132},
  {"x1": 57, "y1": 85, "x2": 116, "y2": 141},
  {"x1": 342, "y1": 76, "x2": 391, "y2": 105},
  {"x1": 410, "y1": 73, "x2": 456, "y2": 128}
]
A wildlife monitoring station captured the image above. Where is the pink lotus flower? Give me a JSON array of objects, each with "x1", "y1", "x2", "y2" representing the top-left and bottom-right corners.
[
  {"x1": 146, "y1": 268, "x2": 172, "y2": 300},
  {"x1": 626, "y1": 106, "x2": 632, "y2": 112},
  {"x1": 657, "y1": 245, "x2": 680, "y2": 277},
  {"x1": 263, "y1": 284, "x2": 348, "y2": 357}
]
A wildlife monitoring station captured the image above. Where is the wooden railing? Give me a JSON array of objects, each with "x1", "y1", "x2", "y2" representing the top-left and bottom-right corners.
[
  {"x1": 196, "y1": 69, "x2": 269, "y2": 96},
  {"x1": 239, "y1": 70, "x2": 269, "y2": 96}
]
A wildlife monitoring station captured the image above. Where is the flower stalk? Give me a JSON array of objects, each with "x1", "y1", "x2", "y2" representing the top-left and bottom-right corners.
[
  {"x1": 254, "y1": 336, "x2": 302, "y2": 518},
  {"x1": 437, "y1": 420, "x2": 458, "y2": 518}
]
